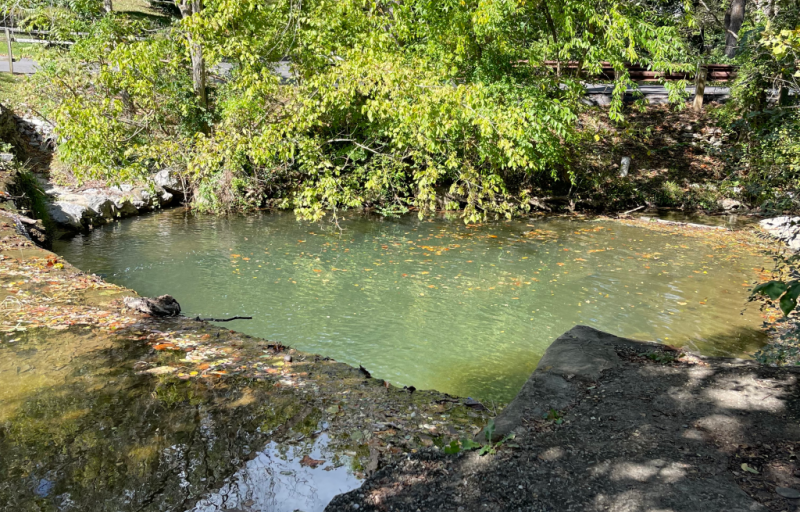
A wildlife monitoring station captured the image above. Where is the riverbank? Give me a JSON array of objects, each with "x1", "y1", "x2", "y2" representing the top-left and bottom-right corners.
[
  {"x1": 330, "y1": 326, "x2": 800, "y2": 512},
  {"x1": 2, "y1": 156, "x2": 795, "y2": 510},
  {"x1": 0, "y1": 170, "x2": 492, "y2": 511}
]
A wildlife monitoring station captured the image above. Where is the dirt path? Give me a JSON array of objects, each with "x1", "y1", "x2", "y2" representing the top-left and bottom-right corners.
[{"x1": 328, "y1": 326, "x2": 800, "y2": 511}]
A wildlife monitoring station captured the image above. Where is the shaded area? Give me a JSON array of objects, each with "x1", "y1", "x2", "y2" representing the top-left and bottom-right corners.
[{"x1": 328, "y1": 326, "x2": 800, "y2": 511}]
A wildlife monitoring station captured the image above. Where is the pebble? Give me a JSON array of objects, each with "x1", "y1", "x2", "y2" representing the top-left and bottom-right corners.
[{"x1": 776, "y1": 487, "x2": 800, "y2": 499}]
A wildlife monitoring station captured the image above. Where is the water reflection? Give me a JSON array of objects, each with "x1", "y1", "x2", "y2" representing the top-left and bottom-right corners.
[
  {"x1": 193, "y1": 434, "x2": 360, "y2": 512},
  {"x1": 54, "y1": 211, "x2": 772, "y2": 402}
]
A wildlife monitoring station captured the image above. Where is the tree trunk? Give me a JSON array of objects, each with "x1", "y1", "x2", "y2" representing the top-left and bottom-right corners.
[
  {"x1": 103, "y1": 0, "x2": 113, "y2": 12},
  {"x1": 693, "y1": 63, "x2": 707, "y2": 111},
  {"x1": 723, "y1": 0, "x2": 746, "y2": 58},
  {"x1": 178, "y1": 0, "x2": 208, "y2": 113}
]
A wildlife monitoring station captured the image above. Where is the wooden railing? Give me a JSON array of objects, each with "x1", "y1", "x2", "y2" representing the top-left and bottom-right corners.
[{"x1": 542, "y1": 61, "x2": 736, "y2": 82}]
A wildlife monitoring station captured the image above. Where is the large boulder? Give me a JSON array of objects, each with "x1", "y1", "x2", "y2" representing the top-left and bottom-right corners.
[
  {"x1": 153, "y1": 169, "x2": 185, "y2": 197},
  {"x1": 47, "y1": 201, "x2": 96, "y2": 230},
  {"x1": 114, "y1": 198, "x2": 139, "y2": 217}
]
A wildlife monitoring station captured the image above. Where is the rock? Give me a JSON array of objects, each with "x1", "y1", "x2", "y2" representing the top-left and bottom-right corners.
[
  {"x1": 158, "y1": 190, "x2": 174, "y2": 206},
  {"x1": 115, "y1": 199, "x2": 139, "y2": 217},
  {"x1": 142, "y1": 366, "x2": 178, "y2": 375},
  {"x1": 47, "y1": 201, "x2": 95, "y2": 230},
  {"x1": 619, "y1": 156, "x2": 631, "y2": 178},
  {"x1": 85, "y1": 196, "x2": 116, "y2": 220},
  {"x1": 154, "y1": 169, "x2": 185, "y2": 196},
  {"x1": 721, "y1": 198, "x2": 745, "y2": 211},
  {"x1": 0, "y1": 153, "x2": 13, "y2": 162},
  {"x1": 109, "y1": 184, "x2": 134, "y2": 193},
  {"x1": 776, "y1": 487, "x2": 800, "y2": 499},
  {"x1": 123, "y1": 295, "x2": 181, "y2": 317},
  {"x1": 760, "y1": 216, "x2": 800, "y2": 251}
]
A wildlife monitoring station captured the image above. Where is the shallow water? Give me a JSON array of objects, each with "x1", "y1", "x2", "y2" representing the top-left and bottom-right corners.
[
  {"x1": 55, "y1": 211, "x2": 772, "y2": 402},
  {"x1": 0, "y1": 326, "x2": 362, "y2": 512}
]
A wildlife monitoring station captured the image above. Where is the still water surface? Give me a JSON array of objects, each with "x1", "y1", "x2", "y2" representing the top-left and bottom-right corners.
[{"x1": 55, "y1": 211, "x2": 772, "y2": 402}]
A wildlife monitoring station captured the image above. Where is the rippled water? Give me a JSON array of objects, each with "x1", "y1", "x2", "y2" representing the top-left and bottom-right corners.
[{"x1": 54, "y1": 211, "x2": 772, "y2": 402}]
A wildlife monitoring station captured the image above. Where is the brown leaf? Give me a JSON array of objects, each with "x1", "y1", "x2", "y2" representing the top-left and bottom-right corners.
[{"x1": 300, "y1": 455, "x2": 325, "y2": 468}]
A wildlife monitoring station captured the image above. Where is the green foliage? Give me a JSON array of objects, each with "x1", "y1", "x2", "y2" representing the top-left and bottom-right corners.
[
  {"x1": 28, "y1": 0, "x2": 690, "y2": 220},
  {"x1": 443, "y1": 418, "x2": 514, "y2": 456},
  {"x1": 709, "y1": 5, "x2": 800, "y2": 207},
  {"x1": 11, "y1": 168, "x2": 55, "y2": 233},
  {"x1": 752, "y1": 280, "x2": 800, "y2": 317},
  {"x1": 543, "y1": 408, "x2": 564, "y2": 424}
]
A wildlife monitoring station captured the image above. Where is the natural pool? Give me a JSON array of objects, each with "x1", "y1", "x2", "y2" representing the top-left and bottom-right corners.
[{"x1": 55, "y1": 211, "x2": 772, "y2": 402}]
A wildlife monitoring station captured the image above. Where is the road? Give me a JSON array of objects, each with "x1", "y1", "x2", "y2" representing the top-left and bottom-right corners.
[
  {"x1": 0, "y1": 57, "x2": 38, "y2": 74},
  {"x1": 0, "y1": 59, "x2": 731, "y2": 102}
]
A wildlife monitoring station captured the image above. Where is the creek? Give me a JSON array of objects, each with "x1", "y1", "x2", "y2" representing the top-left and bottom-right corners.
[{"x1": 54, "y1": 210, "x2": 772, "y2": 403}]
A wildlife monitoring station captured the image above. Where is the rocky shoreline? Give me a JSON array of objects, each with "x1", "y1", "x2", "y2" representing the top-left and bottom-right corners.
[{"x1": 41, "y1": 168, "x2": 186, "y2": 232}]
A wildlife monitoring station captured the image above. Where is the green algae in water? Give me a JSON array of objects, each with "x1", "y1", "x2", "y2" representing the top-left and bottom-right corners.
[{"x1": 54, "y1": 212, "x2": 773, "y2": 402}]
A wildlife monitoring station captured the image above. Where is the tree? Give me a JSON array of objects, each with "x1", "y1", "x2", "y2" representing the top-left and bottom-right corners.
[
  {"x1": 177, "y1": 0, "x2": 206, "y2": 113},
  {"x1": 724, "y1": 0, "x2": 746, "y2": 57}
]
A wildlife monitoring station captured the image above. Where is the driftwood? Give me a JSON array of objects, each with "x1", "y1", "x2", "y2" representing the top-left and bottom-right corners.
[
  {"x1": 621, "y1": 205, "x2": 646, "y2": 215},
  {"x1": 123, "y1": 295, "x2": 182, "y2": 316}
]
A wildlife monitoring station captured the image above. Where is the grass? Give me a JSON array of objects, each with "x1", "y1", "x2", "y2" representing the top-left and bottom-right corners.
[
  {"x1": 112, "y1": 0, "x2": 174, "y2": 24},
  {"x1": 0, "y1": 72, "x2": 20, "y2": 98},
  {"x1": 0, "y1": 40, "x2": 40, "y2": 60}
]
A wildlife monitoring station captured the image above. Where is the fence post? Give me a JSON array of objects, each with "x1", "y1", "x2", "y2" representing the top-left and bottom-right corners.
[
  {"x1": 4, "y1": 27, "x2": 12, "y2": 74},
  {"x1": 693, "y1": 63, "x2": 707, "y2": 111}
]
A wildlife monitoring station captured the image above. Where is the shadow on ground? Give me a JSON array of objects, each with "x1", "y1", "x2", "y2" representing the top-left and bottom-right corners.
[{"x1": 327, "y1": 326, "x2": 800, "y2": 512}]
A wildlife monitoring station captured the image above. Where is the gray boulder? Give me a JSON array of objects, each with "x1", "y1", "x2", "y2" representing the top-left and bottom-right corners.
[
  {"x1": 721, "y1": 198, "x2": 745, "y2": 211},
  {"x1": 153, "y1": 169, "x2": 185, "y2": 196},
  {"x1": 47, "y1": 201, "x2": 95, "y2": 230},
  {"x1": 85, "y1": 196, "x2": 116, "y2": 220},
  {"x1": 158, "y1": 190, "x2": 174, "y2": 206},
  {"x1": 760, "y1": 216, "x2": 800, "y2": 250},
  {"x1": 114, "y1": 198, "x2": 139, "y2": 217}
]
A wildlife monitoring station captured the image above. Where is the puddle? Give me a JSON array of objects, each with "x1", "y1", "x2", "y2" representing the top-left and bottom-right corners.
[{"x1": 193, "y1": 433, "x2": 361, "y2": 512}]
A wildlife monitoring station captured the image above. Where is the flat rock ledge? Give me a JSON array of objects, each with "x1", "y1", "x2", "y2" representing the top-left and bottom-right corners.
[
  {"x1": 42, "y1": 169, "x2": 186, "y2": 232},
  {"x1": 760, "y1": 216, "x2": 800, "y2": 250},
  {"x1": 327, "y1": 326, "x2": 800, "y2": 512}
]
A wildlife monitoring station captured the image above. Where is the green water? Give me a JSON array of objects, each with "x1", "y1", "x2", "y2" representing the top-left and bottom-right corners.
[{"x1": 54, "y1": 211, "x2": 771, "y2": 402}]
